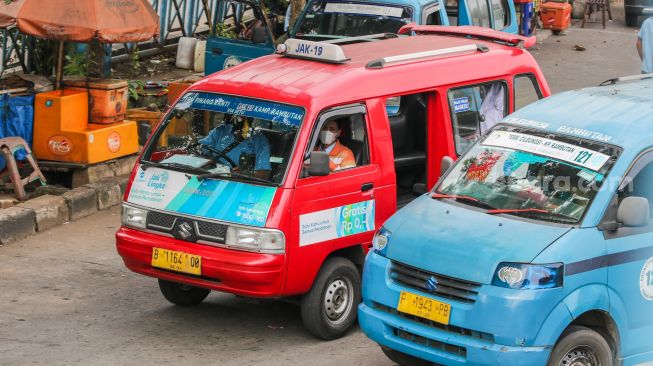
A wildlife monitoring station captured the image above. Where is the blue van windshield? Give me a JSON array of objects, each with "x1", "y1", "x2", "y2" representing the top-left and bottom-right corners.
[
  {"x1": 142, "y1": 93, "x2": 304, "y2": 185},
  {"x1": 295, "y1": 0, "x2": 413, "y2": 39},
  {"x1": 436, "y1": 128, "x2": 620, "y2": 224}
]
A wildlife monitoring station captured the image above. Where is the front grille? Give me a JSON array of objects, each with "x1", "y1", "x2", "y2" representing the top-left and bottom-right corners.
[
  {"x1": 391, "y1": 326, "x2": 467, "y2": 359},
  {"x1": 196, "y1": 220, "x2": 227, "y2": 242},
  {"x1": 374, "y1": 302, "x2": 494, "y2": 343},
  {"x1": 390, "y1": 261, "x2": 481, "y2": 303},
  {"x1": 147, "y1": 211, "x2": 176, "y2": 229},
  {"x1": 146, "y1": 211, "x2": 227, "y2": 244}
]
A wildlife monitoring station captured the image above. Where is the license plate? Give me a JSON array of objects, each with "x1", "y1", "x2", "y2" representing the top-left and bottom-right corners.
[
  {"x1": 397, "y1": 291, "x2": 451, "y2": 325},
  {"x1": 151, "y1": 247, "x2": 202, "y2": 276}
]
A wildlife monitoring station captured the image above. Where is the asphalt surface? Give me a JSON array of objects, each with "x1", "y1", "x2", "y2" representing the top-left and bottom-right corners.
[{"x1": 0, "y1": 9, "x2": 646, "y2": 365}]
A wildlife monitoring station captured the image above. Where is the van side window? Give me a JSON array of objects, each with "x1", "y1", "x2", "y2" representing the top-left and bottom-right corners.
[
  {"x1": 423, "y1": 4, "x2": 443, "y2": 25},
  {"x1": 448, "y1": 81, "x2": 507, "y2": 155},
  {"x1": 490, "y1": 0, "x2": 508, "y2": 29},
  {"x1": 622, "y1": 160, "x2": 653, "y2": 219},
  {"x1": 468, "y1": 0, "x2": 491, "y2": 27},
  {"x1": 384, "y1": 93, "x2": 430, "y2": 207},
  {"x1": 446, "y1": 0, "x2": 459, "y2": 25},
  {"x1": 514, "y1": 74, "x2": 543, "y2": 110},
  {"x1": 311, "y1": 113, "x2": 370, "y2": 173}
]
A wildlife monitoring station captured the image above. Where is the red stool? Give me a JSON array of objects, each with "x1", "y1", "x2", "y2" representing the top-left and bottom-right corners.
[{"x1": 0, "y1": 137, "x2": 46, "y2": 200}]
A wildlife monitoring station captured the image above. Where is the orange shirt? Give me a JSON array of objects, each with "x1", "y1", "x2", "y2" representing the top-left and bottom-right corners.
[{"x1": 318, "y1": 141, "x2": 356, "y2": 171}]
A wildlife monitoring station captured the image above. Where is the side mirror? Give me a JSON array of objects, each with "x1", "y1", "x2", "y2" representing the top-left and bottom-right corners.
[
  {"x1": 308, "y1": 151, "x2": 330, "y2": 176},
  {"x1": 617, "y1": 196, "x2": 650, "y2": 227},
  {"x1": 441, "y1": 156, "x2": 454, "y2": 177}
]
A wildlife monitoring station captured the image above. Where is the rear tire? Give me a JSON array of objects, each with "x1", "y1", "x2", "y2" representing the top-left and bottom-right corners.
[
  {"x1": 547, "y1": 326, "x2": 612, "y2": 366},
  {"x1": 158, "y1": 279, "x2": 211, "y2": 306},
  {"x1": 381, "y1": 346, "x2": 432, "y2": 366},
  {"x1": 626, "y1": 12, "x2": 638, "y2": 27},
  {"x1": 301, "y1": 257, "x2": 361, "y2": 340}
]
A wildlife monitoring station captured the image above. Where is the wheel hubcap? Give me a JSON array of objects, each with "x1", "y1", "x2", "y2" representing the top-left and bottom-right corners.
[
  {"x1": 323, "y1": 277, "x2": 353, "y2": 324},
  {"x1": 559, "y1": 346, "x2": 600, "y2": 366}
]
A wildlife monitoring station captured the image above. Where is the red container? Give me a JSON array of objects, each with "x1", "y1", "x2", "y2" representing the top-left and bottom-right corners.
[{"x1": 540, "y1": 1, "x2": 572, "y2": 33}]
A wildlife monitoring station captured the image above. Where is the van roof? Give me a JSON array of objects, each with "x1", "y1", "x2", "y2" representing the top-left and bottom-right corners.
[
  {"x1": 504, "y1": 78, "x2": 653, "y2": 150},
  {"x1": 334, "y1": 0, "x2": 436, "y2": 8},
  {"x1": 193, "y1": 30, "x2": 540, "y2": 111}
]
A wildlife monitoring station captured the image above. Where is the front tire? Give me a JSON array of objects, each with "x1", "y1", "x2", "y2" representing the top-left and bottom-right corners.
[
  {"x1": 301, "y1": 257, "x2": 361, "y2": 340},
  {"x1": 381, "y1": 346, "x2": 432, "y2": 366},
  {"x1": 547, "y1": 326, "x2": 612, "y2": 366},
  {"x1": 158, "y1": 279, "x2": 211, "y2": 306}
]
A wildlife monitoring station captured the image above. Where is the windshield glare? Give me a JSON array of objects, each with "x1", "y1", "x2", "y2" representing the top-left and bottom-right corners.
[
  {"x1": 437, "y1": 128, "x2": 620, "y2": 224},
  {"x1": 295, "y1": 1, "x2": 412, "y2": 38},
  {"x1": 143, "y1": 92, "x2": 304, "y2": 185}
]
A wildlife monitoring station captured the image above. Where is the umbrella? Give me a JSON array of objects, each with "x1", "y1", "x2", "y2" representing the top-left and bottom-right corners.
[
  {"x1": 0, "y1": 0, "x2": 159, "y2": 88},
  {"x1": 0, "y1": 0, "x2": 24, "y2": 28}
]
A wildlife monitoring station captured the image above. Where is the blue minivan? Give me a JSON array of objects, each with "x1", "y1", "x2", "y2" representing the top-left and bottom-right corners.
[
  {"x1": 205, "y1": 0, "x2": 517, "y2": 74},
  {"x1": 359, "y1": 75, "x2": 653, "y2": 365}
]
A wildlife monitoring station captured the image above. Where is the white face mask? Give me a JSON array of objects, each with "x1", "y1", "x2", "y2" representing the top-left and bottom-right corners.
[{"x1": 319, "y1": 130, "x2": 337, "y2": 145}]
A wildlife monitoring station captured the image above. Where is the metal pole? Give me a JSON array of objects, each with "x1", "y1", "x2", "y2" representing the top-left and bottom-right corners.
[{"x1": 56, "y1": 40, "x2": 64, "y2": 90}]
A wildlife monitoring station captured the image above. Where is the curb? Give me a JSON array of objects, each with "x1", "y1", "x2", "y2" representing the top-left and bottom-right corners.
[
  {"x1": 0, "y1": 175, "x2": 129, "y2": 246},
  {"x1": 536, "y1": 29, "x2": 554, "y2": 44}
]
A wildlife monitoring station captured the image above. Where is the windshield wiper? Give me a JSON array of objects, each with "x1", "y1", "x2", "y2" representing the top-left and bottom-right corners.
[
  {"x1": 140, "y1": 160, "x2": 209, "y2": 175},
  {"x1": 487, "y1": 207, "x2": 577, "y2": 223},
  {"x1": 431, "y1": 193, "x2": 497, "y2": 210},
  {"x1": 196, "y1": 171, "x2": 275, "y2": 186}
]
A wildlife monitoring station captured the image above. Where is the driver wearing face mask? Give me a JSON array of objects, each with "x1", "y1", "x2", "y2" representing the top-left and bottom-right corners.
[{"x1": 316, "y1": 119, "x2": 356, "y2": 171}]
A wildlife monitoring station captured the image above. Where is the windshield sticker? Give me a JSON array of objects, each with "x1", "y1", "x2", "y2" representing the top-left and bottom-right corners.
[
  {"x1": 465, "y1": 151, "x2": 501, "y2": 181},
  {"x1": 299, "y1": 200, "x2": 375, "y2": 246},
  {"x1": 503, "y1": 116, "x2": 549, "y2": 129},
  {"x1": 483, "y1": 131, "x2": 610, "y2": 171},
  {"x1": 556, "y1": 126, "x2": 613, "y2": 142},
  {"x1": 453, "y1": 97, "x2": 470, "y2": 113},
  {"x1": 127, "y1": 167, "x2": 276, "y2": 227},
  {"x1": 176, "y1": 92, "x2": 304, "y2": 126},
  {"x1": 323, "y1": 3, "x2": 404, "y2": 17}
]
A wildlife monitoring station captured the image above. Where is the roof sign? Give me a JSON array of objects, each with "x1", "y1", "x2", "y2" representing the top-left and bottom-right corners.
[
  {"x1": 323, "y1": 3, "x2": 404, "y2": 17},
  {"x1": 277, "y1": 38, "x2": 349, "y2": 63},
  {"x1": 482, "y1": 130, "x2": 610, "y2": 171}
]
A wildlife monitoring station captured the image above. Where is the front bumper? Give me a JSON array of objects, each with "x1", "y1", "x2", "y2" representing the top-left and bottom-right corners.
[
  {"x1": 116, "y1": 226, "x2": 286, "y2": 297},
  {"x1": 358, "y1": 251, "x2": 559, "y2": 365}
]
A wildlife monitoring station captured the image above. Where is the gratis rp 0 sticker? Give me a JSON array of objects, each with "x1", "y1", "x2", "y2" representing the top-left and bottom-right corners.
[{"x1": 640, "y1": 257, "x2": 653, "y2": 300}]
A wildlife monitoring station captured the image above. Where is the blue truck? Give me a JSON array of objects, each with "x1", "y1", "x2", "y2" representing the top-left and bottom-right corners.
[{"x1": 358, "y1": 75, "x2": 653, "y2": 365}]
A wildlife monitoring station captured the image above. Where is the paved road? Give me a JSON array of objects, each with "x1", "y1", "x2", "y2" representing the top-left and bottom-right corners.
[{"x1": 0, "y1": 11, "x2": 645, "y2": 366}]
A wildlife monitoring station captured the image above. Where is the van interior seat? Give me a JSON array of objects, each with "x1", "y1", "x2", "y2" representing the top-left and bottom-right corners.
[{"x1": 388, "y1": 94, "x2": 427, "y2": 168}]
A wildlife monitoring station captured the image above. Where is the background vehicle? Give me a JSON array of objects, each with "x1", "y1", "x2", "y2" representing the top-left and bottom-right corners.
[
  {"x1": 625, "y1": 0, "x2": 653, "y2": 26},
  {"x1": 205, "y1": 0, "x2": 518, "y2": 74},
  {"x1": 359, "y1": 75, "x2": 653, "y2": 365},
  {"x1": 118, "y1": 27, "x2": 548, "y2": 340}
]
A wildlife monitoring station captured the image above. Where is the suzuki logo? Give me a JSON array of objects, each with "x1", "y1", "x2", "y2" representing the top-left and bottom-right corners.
[
  {"x1": 177, "y1": 222, "x2": 194, "y2": 240},
  {"x1": 426, "y1": 276, "x2": 439, "y2": 292}
]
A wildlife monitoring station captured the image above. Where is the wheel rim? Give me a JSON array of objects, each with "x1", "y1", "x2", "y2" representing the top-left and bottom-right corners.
[
  {"x1": 558, "y1": 345, "x2": 600, "y2": 366},
  {"x1": 323, "y1": 276, "x2": 354, "y2": 325}
]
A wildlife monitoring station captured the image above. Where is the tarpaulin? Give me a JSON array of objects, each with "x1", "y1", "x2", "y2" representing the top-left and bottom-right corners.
[
  {"x1": 0, "y1": 0, "x2": 25, "y2": 28},
  {"x1": 0, "y1": 94, "x2": 34, "y2": 170}
]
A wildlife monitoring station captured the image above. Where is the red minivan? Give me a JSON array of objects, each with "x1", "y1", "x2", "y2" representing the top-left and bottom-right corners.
[{"x1": 116, "y1": 26, "x2": 550, "y2": 340}]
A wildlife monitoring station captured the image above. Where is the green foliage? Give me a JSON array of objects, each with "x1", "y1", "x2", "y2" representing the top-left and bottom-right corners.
[
  {"x1": 32, "y1": 39, "x2": 56, "y2": 77},
  {"x1": 128, "y1": 80, "x2": 144, "y2": 102},
  {"x1": 4, "y1": 0, "x2": 15, "y2": 4},
  {"x1": 63, "y1": 44, "x2": 98, "y2": 77},
  {"x1": 214, "y1": 23, "x2": 237, "y2": 38},
  {"x1": 128, "y1": 45, "x2": 141, "y2": 77}
]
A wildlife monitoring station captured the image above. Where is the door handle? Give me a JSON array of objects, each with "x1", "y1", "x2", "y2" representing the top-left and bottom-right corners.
[
  {"x1": 211, "y1": 48, "x2": 223, "y2": 55},
  {"x1": 361, "y1": 182, "x2": 374, "y2": 192}
]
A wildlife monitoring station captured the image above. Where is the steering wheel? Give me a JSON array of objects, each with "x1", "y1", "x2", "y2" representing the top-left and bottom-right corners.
[{"x1": 187, "y1": 141, "x2": 238, "y2": 168}]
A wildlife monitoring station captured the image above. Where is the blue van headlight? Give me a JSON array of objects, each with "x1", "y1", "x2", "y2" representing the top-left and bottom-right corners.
[
  {"x1": 492, "y1": 262, "x2": 564, "y2": 289},
  {"x1": 372, "y1": 227, "x2": 391, "y2": 253}
]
